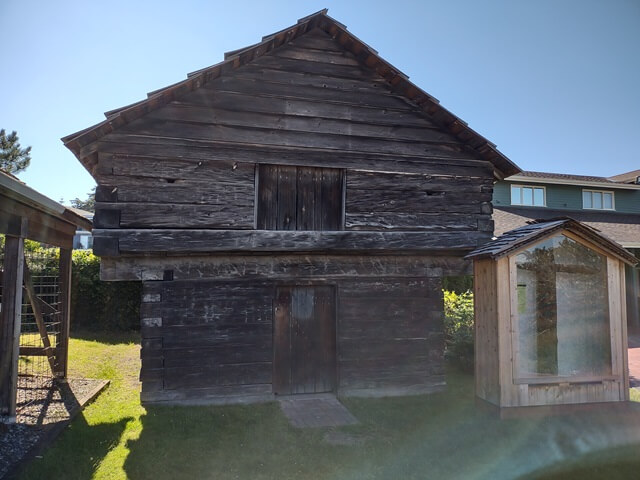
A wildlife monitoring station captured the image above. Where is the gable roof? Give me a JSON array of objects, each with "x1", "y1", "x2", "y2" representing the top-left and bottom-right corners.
[
  {"x1": 62, "y1": 9, "x2": 519, "y2": 179},
  {"x1": 609, "y1": 169, "x2": 640, "y2": 184},
  {"x1": 466, "y1": 217, "x2": 638, "y2": 265},
  {"x1": 505, "y1": 171, "x2": 640, "y2": 190}
]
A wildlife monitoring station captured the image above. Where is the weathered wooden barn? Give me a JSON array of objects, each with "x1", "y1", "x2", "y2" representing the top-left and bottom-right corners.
[{"x1": 62, "y1": 10, "x2": 520, "y2": 404}]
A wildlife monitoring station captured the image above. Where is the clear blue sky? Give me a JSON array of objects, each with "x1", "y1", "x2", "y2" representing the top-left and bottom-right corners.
[{"x1": 1, "y1": 0, "x2": 638, "y2": 204}]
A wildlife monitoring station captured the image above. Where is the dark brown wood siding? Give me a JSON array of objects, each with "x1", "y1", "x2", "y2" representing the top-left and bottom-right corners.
[
  {"x1": 337, "y1": 278, "x2": 445, "y2": 394},
  {"x1": 89, "y1": 27, "x2": 493, "y2": 254},
  {"x1": 140, "y1": 280, "x2": 274, "y2": 400},
  {"x1": 138, "y1": 256, "x2": 447, "y2": 404}
]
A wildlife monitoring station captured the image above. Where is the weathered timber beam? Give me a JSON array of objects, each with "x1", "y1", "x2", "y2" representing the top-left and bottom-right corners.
[
  {"x1": 92, "y1": 229, "x2": 490, "y2": 256},
  {"x1": 0, "y1": 234, "x2": 25, "y2": 421},
  {"x1": 0, "y1": 205, "x2": 75, "y2": 248},
  {"x1": 100, "y1": 254, "x2": 472, "y2": 282},
  {"x1": 90, "y1": 140, "x2": 494, "y2": 178},
  {"x1": 19, "y1": 346, "x2": 55, "y2": 357}
]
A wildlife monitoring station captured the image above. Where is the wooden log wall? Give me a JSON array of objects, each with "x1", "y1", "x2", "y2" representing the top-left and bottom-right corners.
[
  {"x1": 337, "y1": 278, "x2": 444, "y2": 396},
  {"x1": 88, "y1": 27, "x2": 494, "y2": 256},
  {"x1": 137, "y1": 256, "x2": 446, "y2": 404}
]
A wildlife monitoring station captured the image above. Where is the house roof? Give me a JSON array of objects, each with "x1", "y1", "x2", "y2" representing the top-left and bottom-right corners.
[
  {"x1": 608, "y1": 169, "x2": 640, "y2": 184},
  {"x1": 61, "y1": 9, "x2": 520, "y2": 180},
  {"x1": 493, "y1": 206, "x2": 640, "y2": 249},
  {"x1": 466, "y1": 217, "x2": 638, "y2": 265},
  {"x1": 505, "y1": 171, "x2": 640, "y2": 190},
  {"x1": 0, "y1": 169, "x2": 93, "y2": 232},
  {"x1": 67, "y1": 207, "x2": 94, "y2": 220}
]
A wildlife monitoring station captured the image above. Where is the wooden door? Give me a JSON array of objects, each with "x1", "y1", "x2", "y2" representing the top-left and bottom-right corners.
[{"x1": 273, "y1": 286, "x2": 336, "y2": 395}]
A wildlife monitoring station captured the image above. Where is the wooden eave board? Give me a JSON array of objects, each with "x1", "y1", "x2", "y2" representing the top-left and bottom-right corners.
[
  {"x1": 61, "y1": 10, "x2": 519, "y2": 180},
  {"x1": 0, "y1": 175, "x2": 92, "y2": 232}
]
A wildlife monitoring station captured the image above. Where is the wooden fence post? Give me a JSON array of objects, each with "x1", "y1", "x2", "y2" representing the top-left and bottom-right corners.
[
  {"x1": 0, "y1": 234, "x2": 25, "y2": 422},
  {"x1": 56, "y1": 248, "x2": 72, "y2": 379}
]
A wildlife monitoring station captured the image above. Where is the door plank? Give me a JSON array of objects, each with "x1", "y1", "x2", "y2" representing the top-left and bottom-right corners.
[{"x1": 273, "y1": 288, "x2": 292, "y2": 394}]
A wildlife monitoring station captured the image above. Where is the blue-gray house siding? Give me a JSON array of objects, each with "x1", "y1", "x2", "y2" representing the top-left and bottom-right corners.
[{"x1": 494, "y1": 181, "x2": 640, "y2": 214}]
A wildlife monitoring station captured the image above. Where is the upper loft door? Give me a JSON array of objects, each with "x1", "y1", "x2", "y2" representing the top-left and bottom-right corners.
[
  {"x1": 273, "y1": 285, "x2": 336, "y2": 395},
  {"x1": 257, "y1": 165, "x2": 344, "y2": 230}
]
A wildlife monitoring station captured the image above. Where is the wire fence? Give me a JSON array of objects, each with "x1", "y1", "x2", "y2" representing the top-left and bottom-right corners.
[{"x1": 0, "y1": 242, "x2": 63, "y2": 413}]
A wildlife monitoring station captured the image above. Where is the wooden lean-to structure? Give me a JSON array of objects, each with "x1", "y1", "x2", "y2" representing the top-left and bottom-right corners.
[
  {"x1": 63, "y1": 10, "x2": 520, "y2": 405},
  {"x1": 0, "y1": 170, "x2": 92, "y2": 422}
]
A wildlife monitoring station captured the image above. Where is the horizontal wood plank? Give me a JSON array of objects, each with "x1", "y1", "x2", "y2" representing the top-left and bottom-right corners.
[
  {"x1": 202, "y1": 76, "x2": 410, "y2": 109},
  {"x1": 118, "y1": 117, "x2": 477, "y2": 159},
  {"x1": 346, "y1": 188, "x2": 492, "y2": 214},
  {"x1": 92, "y1": 138, "x2": 491, "y2": 177},
  {"x1": 93, "y1": 229, "x2": 491, "y2": 255},
  {"x1": 229, "y1": 66, "x2": 390, "y2": 95},
  {"x1": 146, "y1": 104, "x2": 454, "y2": 144},
  {"x1": 345, "y1": 212, "x2": 482, "y2": 231},
  {"x1": 95, "y1": 202, "x2": 254, "y2": 229},
  {"x1": 179, "y1": 90, "x2": 437, "y2": 128},
  {"x1": 98, "y1": 154, "x2": 255, "y2": 184},
  {"x1": 250, "y1": 54, "x2": 376, "y2": 80},
  {"x1": 346, "y1": 170, "x2": 492, "y2": 191},
  {"x1": 270, "y1": 45, "x2": 361, "y2": 66},
  {"x1": 100, "y1": 255, "x2": 471, "y2": 281}
]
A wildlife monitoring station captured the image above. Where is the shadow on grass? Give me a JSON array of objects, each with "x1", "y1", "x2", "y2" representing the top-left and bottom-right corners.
[
  {"x1": 70, "y1": 329, "x2": 140, "y2": 345},
  {"x1": 123, "y1": 372, "x2": 640, "y2": 480},
  {"x1": 18, "y1": 412, "x2": 134, "y2": 480}
]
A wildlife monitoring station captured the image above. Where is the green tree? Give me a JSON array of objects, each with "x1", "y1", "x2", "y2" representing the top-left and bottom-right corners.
[
  {"x1": 0, "y1": 129, "x2": 31, "y2": 174},
  {"x1": 70, "y1": 186, "x2": 96, "y2": 212}
]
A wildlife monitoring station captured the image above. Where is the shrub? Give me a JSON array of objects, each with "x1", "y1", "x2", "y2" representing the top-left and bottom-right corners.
[
  {"x1": 442, "y1": 275, "x2": 473, "y2": 294},
  {"x1": 71, "y1": 250, "x2": 141, "y2": 331},
  {"x1": 443, "y1": 290, "x2": 474, "y2": 371}
]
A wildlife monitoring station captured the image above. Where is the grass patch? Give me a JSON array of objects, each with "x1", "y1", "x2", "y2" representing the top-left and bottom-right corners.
[
  {"x1": 18, "y1": 333, "x2": 640, "y2": 479},
  {"x1": 19, "y1": 330, "x2": 143, "y2": 480}
]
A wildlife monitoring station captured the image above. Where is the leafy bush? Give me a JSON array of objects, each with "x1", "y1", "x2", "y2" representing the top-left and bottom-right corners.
[
  {"x1": 443, "y1": 290, "x2": 474, "y2": 371},
  {"x1": 442, "y1": 275, "x2": 473, "y2": 294},
  {"x1": 71, "y1": 250, "x2": 141, "y2": 331}
]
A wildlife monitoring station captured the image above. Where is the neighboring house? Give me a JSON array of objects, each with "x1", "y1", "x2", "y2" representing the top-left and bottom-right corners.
[
  {"x1": 68, "y1": 207, "x2": 94, "y2": 250},
  {"x1": 493, "y1": 170, "x2": 640, "y2": 330},
  {"x1": 62, "y1": 10, "x2": 519, "y2": 405}
]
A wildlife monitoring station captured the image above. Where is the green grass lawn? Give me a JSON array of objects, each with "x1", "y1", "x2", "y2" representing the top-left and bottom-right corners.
[{"x1": 18, "y1": 333, "x2": 640, "y2": 480}]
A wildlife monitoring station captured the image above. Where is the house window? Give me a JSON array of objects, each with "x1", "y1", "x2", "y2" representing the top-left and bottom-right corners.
[
  {"x1": 511, "y1": 185, "x2": 545, "y2": 206},
  {"x1": 514, "y1": 234, "x2": 611, "y2": 380},
  {"x1": 257, "y1": 165, "x2": 344, "y2": 230},
  {"x1": 583, "y1": 190, "x2": 614, "y2": 210}
]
